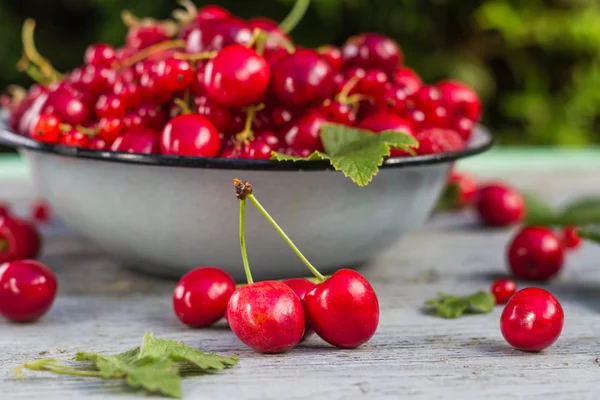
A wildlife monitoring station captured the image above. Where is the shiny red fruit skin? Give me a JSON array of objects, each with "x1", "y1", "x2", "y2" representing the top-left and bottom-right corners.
[
  {"x1": 88, "y1": 136, "x2": 108, "y2": 150},
  {"x1": 415, "y1": 129, "x2": 464, "y2": 155},
  {"x1": 270, "y1": 49, "x2": 335, "y2": 108},
  {"x1": 173, "y1": 267, "x2": 235, "y2": 327},
  {"x1": 320, "y1": 100, "x2": 356, "y2": 126},
  {"x1": 500, "y1": 288, "x2": 564, "y2": 352},
  {"x1": 227, "y1": 281, "x2": 305, "y2": 354},
  {"x1": 59, "y1": 129, "x2": 89, "y2": 148},
  {"x1": 437, "y1": 80, "x2": 482, "y2": 122},
  {"x1": 304, "y1": 269, "x2": 379, "y2": 349},
  {"x1": 357, "y1": 113, "x2": 415, "y2": 157},
  {"x1": 204, "y1": 45, "x2": 270, "y2": 108},
  {"x1": 97, "y1": 117, "x2": 124, "y2": 144},
  {"x1": 508, "y1": 226, "x2": 564, "y2": 281},
  {"x1": 31, "y1": 200, "x2": 51, "y2": 224},
  {"x1": 452, "y1": 116, "x2": 475, "y2": 141},
  {"x1": 111, "y1": 129, "x2": 159, "y2": 154},
  {"x1": 194, "y1": 95, "x2": 239, "y2": 133},
  {"x1": 476, "y1": 183, "x2": 525, "y2": 227},
  {"x1": 160, "y1": 114, "x2": 221, "y2": 157},
  {"x1": 447, "y1": 170, "x2": 478, "y2": 207},
  {"x1": 95, "y1": 94, "x2": 127, "y2": 119},
  {"x1": 126, "y1": 24, "x2": 170, "y2": 50},
  {"x1": 359, "y1": 69, "x2": 389, "y2": 100},
  {"x1": 490, "y1": 278, "x2": 517, "y2": 304},
  {"x1": 84, "y1": 43, "x2": 116, "y2": 67},
  {"x1": 378, "y1": 84, "x2": 410, "y2": 116},
  {"x1": 30, "y1": 114, "x2": 61, "y2": 143},
  {"x1": 283, "y1": 278, "x2": 316, "y2": 340},
  {"x1": 0, "y1": 260, "x2": 57, "y2": 322},
  {"x1": 394, "y1": 67, "x2": 422, "y2": 95},
  {"x1": 341, "y1": 33, "x2": 403, "y2": 76},
  {"x1": 185, "y1": 17, "x2": 252, "y2": 53},
  {"x1": 41, "y1": 91, "x2": 91, "y2": 126},
  {"x1": 197, "y1": 5, "x2": 230, "y2": 22},
  {"x1": 561, "y1": 226, "x2": 581, "y2": 250},
  {"x1": 0, "y1": 215, "x2": 42, "y2": 263},
  {"x1": 257, "y1": 131, "x2": 280, "y2": 149},
  {"x1": 318, "y1": 45, "x2": 343, "y2": 72},
  {"x1": 155, "y1": 58, "x2": 194, "y2": 92},
  {"x1": 241, "y1": 138, "x2": 273, "y2": 160},
  {"x1": 279, "y1": 113, "x2": 326, "y2": 155}
]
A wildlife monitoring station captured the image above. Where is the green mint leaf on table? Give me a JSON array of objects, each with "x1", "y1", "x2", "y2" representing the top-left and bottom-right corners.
[
  {"x1": 524, "y1": 193, "x2": 600, "y2": 227},
  {"x1": 271, "y1": 123, "x2": 418, "y2": 187},
  {"x1": 425, "y1": 291, "x2": 495, "y2": 318},
  {"x1": 16, "y1": 333, "x2": 238, "y2": 399},
  {"x1": 579, "y1": 225, "x2": 600, "y2": 244},
  {"x1": 560, "y1": 197, "x2": 600, "y2": 225},
  {"x1": 523, "y1": 192, "x2": 560, "y2": 225},
  {"x1": 435, "y1": 183, "x2": 460, "y2": 213}
]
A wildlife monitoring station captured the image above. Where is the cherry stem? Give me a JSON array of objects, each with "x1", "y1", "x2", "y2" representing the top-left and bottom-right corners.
[
  {"x1": 173, "y1": 51, "x2": 217, "y2": 61},
  {"x1": 75, "y1": 125, "x2": 97, "y2": 137},
  {"x1": 173, "y1": 98, "x2": 192, "y2": 114},
  {"x1": 246, "y1": 193, "x2": 326, "y2": 282},
  {"x1": 20, "y1": 19, "x2": 63, "y2": 83},
  {"x1": 171, "y1": 0, "x2": 198, "y2": 26},
  {"x1": 337, "y1": 76, "x2": 361, "y2": 104},
  {"x1": 235, "y1": 104, "x2": 264, "y2": 143},
  {"x1": 122, "y1": 39, "x2": 186, "y2": 67},
  {"x1": 239, "y1": 199, "x2": 254, "y2": 285},
  {"x1": 15, "y1": 360, "x2": 105, "y2": 379},
  {"x1": 279, "y1": 0, "x2": 311, "y2": 34},
  {"x1": 59, "y1": 123, "x2": 73, "y2": 132},
  {"x1": 20, "y1": 63, "x2": 52, "y2": 86}
]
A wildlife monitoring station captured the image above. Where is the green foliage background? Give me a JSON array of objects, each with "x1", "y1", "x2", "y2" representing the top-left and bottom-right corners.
[{"x1": 1, "y1": 0, "x2": 600, "y2": 146}]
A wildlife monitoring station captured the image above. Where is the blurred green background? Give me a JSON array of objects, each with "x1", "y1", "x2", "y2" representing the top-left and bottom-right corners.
[{"x1": 1, "y1": 0, "x2": 600, "y2": 149}]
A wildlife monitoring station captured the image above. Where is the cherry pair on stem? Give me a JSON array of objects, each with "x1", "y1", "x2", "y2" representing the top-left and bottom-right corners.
[{"x1": 227, "y1": 179, "x2": 380, "y2": 354}]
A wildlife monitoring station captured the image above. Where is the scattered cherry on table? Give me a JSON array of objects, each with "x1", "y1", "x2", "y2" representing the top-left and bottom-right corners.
[
  {"x1": 507, "y1": 226, "x2": 564, "y2": 281},
  {"x1": 490, "y1": 278, "x2": 517, "y2": 305}
]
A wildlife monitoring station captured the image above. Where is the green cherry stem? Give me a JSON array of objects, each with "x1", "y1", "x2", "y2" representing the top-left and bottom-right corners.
[
  {"x1": 239, "y1": 199, "x2": 254, "y2": 285},
  {"x1": 246, "y1": 193, "x2": 326, "y2": 282},
  {"x1": 279, "y1": 0, "x2": 311, "y2": 34}
]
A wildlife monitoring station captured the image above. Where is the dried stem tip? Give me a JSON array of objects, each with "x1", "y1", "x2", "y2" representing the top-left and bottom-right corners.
[{"x1": 233, "y1": 179, "x2": 253, "y2": 200}]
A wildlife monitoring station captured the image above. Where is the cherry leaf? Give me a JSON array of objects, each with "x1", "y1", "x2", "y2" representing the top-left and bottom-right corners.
[{"x1": 425, "y1": 291, "x2": 495, "y2": 318}]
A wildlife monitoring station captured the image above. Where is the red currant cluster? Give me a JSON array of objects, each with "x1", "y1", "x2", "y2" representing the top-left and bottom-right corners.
[{"x1": 5, "y1": 2, "x2": 482, "y2": 159}]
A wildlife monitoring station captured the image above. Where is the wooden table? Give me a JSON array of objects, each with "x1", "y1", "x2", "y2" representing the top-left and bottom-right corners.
[{"x1": 1, "y1": 150, "x2": 600, "y2": 400}]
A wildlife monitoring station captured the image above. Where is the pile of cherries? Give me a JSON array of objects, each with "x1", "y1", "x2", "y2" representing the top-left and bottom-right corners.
[{"x1": 4, "y1": 1, "x2": 482, "y2": 159}]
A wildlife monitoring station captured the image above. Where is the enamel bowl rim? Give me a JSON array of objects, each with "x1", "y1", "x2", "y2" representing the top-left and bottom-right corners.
[{"x1": 0, "y1": 124, "x2": 494, "y2": 171}]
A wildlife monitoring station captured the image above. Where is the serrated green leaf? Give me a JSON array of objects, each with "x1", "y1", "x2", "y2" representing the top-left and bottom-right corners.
[
  {"x1": 271, "y1": 123, "x2": 417, "y2": 186},
  {"x1": 140, "y1": 333, "x2": 238, "y2": 370},
  {"x1": 425, "y1": 290, "x2": 495, "y2": 318},
  {"x1": 560, "y1": 197, "x2": 600, "y2": 225},
  {"x1": 126, "y1": 358, "x2": 182, "y2": 399},
  {"x1": 523, "y1": 192, "x2": 560, "y2": 225}
]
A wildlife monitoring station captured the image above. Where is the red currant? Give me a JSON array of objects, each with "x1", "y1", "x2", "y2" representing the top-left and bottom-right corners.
[
  {"x1": 204, "y1": 45, "x2": 270, "y2": 108},
  {"x1": 95, "y1": 94, "x2": 127, "y2": 119},
  {"x1": 31, "y1": 200, "x2": 51, "y2": 224},
  {"x1": 30, "y1": 114, "x2": 61, "y2": 143},
  {"x1": 59, "y1": 129, "x2": 89, "y2": 148},
  {"x1": 173, "y1": 267, "x2": 235, "y2": 328},
  {"x1": 490, "y1": 278, "x2": 517, "y2": 304},
  {"x1": 282, "y1": 278, "x2": 316, "y2": 340},
  {"x1": 508, "y1": 226, "x2": 564, "y2": 281},
  {"x1": 84, "y1": 44, "x2": 116, "y2": 67},
  {"x1": 160, "y1": 114, "x2": 221, "y2": 157},
  {"x1": 155, "y1": 58, "x2": 194, "y2": 92},
  {"x1": 561, "y1": 226, "x2": 581, "y2": 251},
  {"x1": 304, "y1": 269, "x2": 379, "y2": 349},
  {"x1": 437, "y1": 80, "x2": 482, "y2": 122},
  {"x1": 227, "y1": 281, "x2": 305, "y2": 353},
  {"x1": 318, "y1": 45, "x2": 343, "y2": 72},
  {"x1": 476, "y1": 183, "x2": 525, "y2": 227},
  {"x1": 270, "y1": 49, "x2": 335, "y2": 108},
  {"x1": 97, "y1": 117, "x2": 124, "y2": 144},
  {"x1": 0, "y1": 260, "x2": 57, "y2": 323},
  {"x1": 111, "y1": 129, "x2": 159, "y2": 154},
  {"x1": 500, "y1": 288, "x2": 563, "y2": 352},
  {"x1": 341, "y1": 33, "x2": 402, "y2": 76},
  {"x1": 0, "y1": 214, "x2": 42, "y2": 263}
]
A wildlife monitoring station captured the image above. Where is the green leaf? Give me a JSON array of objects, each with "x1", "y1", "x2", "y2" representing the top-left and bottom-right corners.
[
  {"x1": 579, "y1": 225, "x2": 600, "y2": 244},
  {"x1": 425, "y1": 290, "x2": 495, "y2": 318},
  {"x1": 560, "y1": 197, "x2": 600, "y2": 225},
  {"x1": 523, "y1": 192, "x2": 560, "y2": 225},
  {"x1": 435, "y1": 182, "x2": 460, "y2": 213},
  {"x1": 271, "y1": 123, "x2": 418, "y2": 187},
  {"x1": 126, "y1": 358, "x2": 182, "y2": 399},
  {"x1": 140, "y1": 333, "x2": 239, "y2": 370}
]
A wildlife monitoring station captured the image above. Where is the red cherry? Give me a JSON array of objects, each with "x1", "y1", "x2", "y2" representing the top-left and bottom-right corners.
[
  {"x1": 185, "y1": 17, "x2": 252, "y2": 53},
  {"x1": 0, "y1": 260, "x2": 57, "y2": 322},
  {"x1": 88, "y1": 136, "x2": 108, "y2": 150},
  {"x1": 451, "y1": 116, "x2": 475, "y2": 141},
  {"x1": 204, "y1": 45, "x2": 270, "y2": 108},
  {"x1": 123, "y1": 113, "x2": 144, "y2": 130},
  {"x1": 155, "y1": 58, "x2": 194, "y2": 92},
  {"x1": 500, "y1": 288, "x2": 564, "y2": 352},
  {"x1": 191, "y1": 68, "x2": 205, "y2": 95},
  {"x1": 304, "y1": 269, "x2": 379, "y2": 349},
  {"x1": 406, "y1": 109, "x2": 426, "y2": 132},
  {"x1": 173, "y1": 267, "x2": 235, "y2": 328},
  {"x1": 126, "y1": 23, "x2": 170, "y2": 50},
  {"x1": 476, "y1": 183, "x2": 525, "y2": 227},
  {"x1": 59, "y1": 129, "x2": 90, "y2": 148},
  {"x1": 279, "y1": 113, "x2": 326, "y2": 155},
  {"x1": 160, "y1": 114, "x2": 221, "y2": 157},
  {"x1": 411, "y1": 85, "x2": 442, "y2": 114},
  {"x1": 197, "y1": 5, "x2": 230, "y2": 22},
  {"x1": 0, "y1": 214, "x2": 42, "y2": 263},
  {"x1": 251, "y1": 108, "x2": 274, "y2": 132},
  {"x1": 241, "y1": 138, "x2": 273, "y2": 160},
  {"x1": 437, "y1": 80, "x2": 482, "y2": 122},
  {"x1": 111, "y1": 129, "x2": 159, "y2": 154},
  {"x1": 490, "y1": 278, "x2": 517, "y2": 304},
  {"x1": 561, "y1": 226, "x2": 582, "y2": 251},
  {"x1": 507, "y1": 226, "x2": 564, "y2": 281},
  {"x1": 41, "y1": 91, "x2": 91, "y2": 126},
  {"x1": 415, "y1": 129, "x2": 465, "y2": 155},
  {"x1": 341, "y1": 33, "x2": 402, "y2": 76},
  {"x1": 135, "y1": 104, "x2": 167, "y2": 131},
  {"x1": 112, "y1": 80, "x2": 142, "y2": 109},
  {"x1": 358, "y1": 69, "x2": 388, "y2": 100},
  {"x1": 256, "y1": 131, "x2": 280, "y2": 149},
  {"x1": 31, "y1": 200, "x2": 51, "y2": 224},
  {"x1": 282, "y1": 278, "x2": 316, "y2": 340},
  {"x1": 271, "y1": 107, "x2": 296, "y2": 127},
  {"x1": 446, "y1": 170, "x2": 478, "y2": 208},
  {"x1": 320, "y1": 100, "x2": 357, "y2": 126},
  {"x1": 95, "y1": 94, "x2": 127, "y2": 119},
  {"x1": 357, "y1": 113, "x2": 413, "y2": 135},
  {"x1": 227, "y1": 281, "x2": 305, "y2": 353},
  {"x1": 377, "y1": 84, "x2": 410, "y2": 116},
  {"x1": 394, "y1": 67, "x2": 422, "y2": 95},
  {"x1": 84, "y1": 44, "x2": 116, "y2": 67},
  {"x1": 139, "y1": 74, "x2": 174, "y2": 105},
  {"x1": 248, "y1": 17, "x2": 290, "y2": 53},
  {"x1": 97, "y1": 117, "x2": 124, "y2": 144},
  {"x1": 270, "y1": 49, "x2": 335, "y2": 108},
  {"x1": 75, "y1": 65, "x2": 115, "y2": 95},
  {"x1": 318, "y1": 45, "x2": 343, "y2": 72},
  {"x1": 30, "y1": 114, "x2": 61, "y2": 143},
  {"x1": 194, "y1": 95, "x2": 240, "y2": 134}
]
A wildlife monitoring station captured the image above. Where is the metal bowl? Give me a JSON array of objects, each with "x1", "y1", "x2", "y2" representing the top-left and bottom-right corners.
[{"x1": 0, "y1": 126, "x2": 493, "y2": 280}]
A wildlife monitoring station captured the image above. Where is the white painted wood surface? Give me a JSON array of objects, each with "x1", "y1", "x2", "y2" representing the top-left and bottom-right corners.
[{"x1": 1, "y1": 170, "x2": 600, "y2": 400}]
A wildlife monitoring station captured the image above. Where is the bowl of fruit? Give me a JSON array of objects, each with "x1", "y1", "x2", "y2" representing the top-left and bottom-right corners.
[{"x1": 0, "y1": 1, "x2": 493, "y2": 280}]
